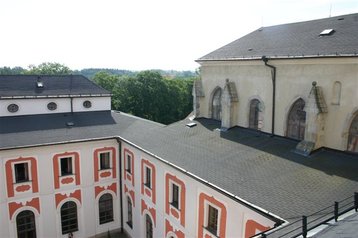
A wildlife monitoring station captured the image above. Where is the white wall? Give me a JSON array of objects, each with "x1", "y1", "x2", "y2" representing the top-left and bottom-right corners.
[
  {"x1": 0, "y1": 139, "x2": 120, "y2": 238},
  {"x1": 0, "y1": 96, "x2": 111, "y2": 117},
  {"x1": 199, "y1": 57, "x2": 358, "y2": 151}
]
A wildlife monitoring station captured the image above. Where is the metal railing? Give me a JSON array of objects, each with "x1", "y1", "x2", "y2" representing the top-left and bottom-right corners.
[{"x1": 261, "y1": 192, "x2": 358, "y2": 238}]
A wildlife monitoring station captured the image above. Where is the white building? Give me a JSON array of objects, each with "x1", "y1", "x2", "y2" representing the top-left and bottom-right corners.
[{"x1": 1, "y1": 13, "x2": 358, "y2": 238}]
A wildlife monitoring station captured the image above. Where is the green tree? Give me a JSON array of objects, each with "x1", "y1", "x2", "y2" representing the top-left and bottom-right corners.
[
  {"x1": 27, "y1": 62, "x2": 72, "y2": 75},
  {"x1": 115, "y1": 70, "x2": 194, "y2": 124},
  {"x1": 0, "y1": 66, "x2": 26, "y2": 75}
]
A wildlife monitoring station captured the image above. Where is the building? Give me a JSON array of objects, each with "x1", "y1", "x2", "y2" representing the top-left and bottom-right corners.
[
  {"x1": 1, "y1": 13, "x2": 358, "y2": 238},
  {"x1": 194, "y1": 13, "x2": 358, "y2": 153}
]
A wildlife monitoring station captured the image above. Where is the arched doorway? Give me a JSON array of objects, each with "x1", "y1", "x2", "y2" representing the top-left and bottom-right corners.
[
  {"x1": 249, "y1": 99, "x2": 261, "y2": 129},
  {"x1": 212, "y1": 88, "x2": 222, "y2": 121},
  {"x1": 17, "y1": 210, "x2": 36, "y2": 238},
  {"x1": 347, "y1": 113, "x2": 358, "y2": 152},
  {"x1": 287, "y1": 98, "x2": 306, "y2": 140}
]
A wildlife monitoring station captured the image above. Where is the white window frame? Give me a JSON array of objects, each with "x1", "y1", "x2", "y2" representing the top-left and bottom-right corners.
[
  {"x1": 59, "y1": 156, "x2": 74, "y2": 176},
  {"x1": 99, "y1": 151, "x2": 112, "y2": 170},
  {"x1": 13, "y1": 161, "x2": 31, "y2": 183},
  {"x1": 203, "y1": 201, "x2": 221, "y2": 237}
]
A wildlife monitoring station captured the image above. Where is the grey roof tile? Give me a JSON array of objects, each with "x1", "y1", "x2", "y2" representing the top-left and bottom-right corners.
[
  {"x1": 0, "y1": 75, "x2": 110, "y2": 97},
  {"x1": 1, "y1": 112, "x2": 357, "y2": 222},
  {"x1": 198, "y1": 13, "x2": 358, "y2": 61}
]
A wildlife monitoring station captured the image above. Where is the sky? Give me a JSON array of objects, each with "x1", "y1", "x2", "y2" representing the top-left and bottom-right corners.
[{"x1": 0, "y1": 0, "x2": 357, "y2": 71}]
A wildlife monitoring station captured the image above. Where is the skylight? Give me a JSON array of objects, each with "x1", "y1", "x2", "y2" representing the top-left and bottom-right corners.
[{"x1": 320, "y1": 29, "x2": 334, "y2": 36}]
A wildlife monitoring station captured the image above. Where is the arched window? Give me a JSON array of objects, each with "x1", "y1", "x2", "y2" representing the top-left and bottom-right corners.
[
  {"x1": 145, "y1": 214, "x2": 153, "y2": 238},
  {"x1": 249, "y1": 99, "x2": 261, "y2": 129},
  {"x1": 17, "y1": 210, "x2": 36, "y2": 238},
  {"x1": 212, "y1": 88, "x2": 222, "y2": 121},
  {"x1": 99, "y1": 194, "x2": 114, "y2": 224},
  {"x1": 287, "y1": 98, "x2": 306, "y2": 140},
  {"x1": 332, "y1": 81, "x2": 341, "y2": 105},
  {"x1": 347, "y1": 113, "x2": 358, "y2": 152},
  {"x1": 127, "y1": 197, "x2": 133, "y2": 228},
  {"x1": 61, "y1": 201, "x2": 78, "y2": 234}
]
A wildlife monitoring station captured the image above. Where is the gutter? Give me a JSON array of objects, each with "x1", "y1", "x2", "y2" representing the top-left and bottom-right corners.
[
  {"x1": 195, "y1": 53, "x2": 358, "y2": 62},
  {"x1": 262, "y1": 56, "x2": 276, "y2": 136},
  {"x1": 117, "y1": 140, "x2": 124, "y2": 233}
]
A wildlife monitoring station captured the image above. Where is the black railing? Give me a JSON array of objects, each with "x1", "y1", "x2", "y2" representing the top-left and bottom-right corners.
[{"x1": 261, "y1": 192, "x2": 358, "y2": 238}]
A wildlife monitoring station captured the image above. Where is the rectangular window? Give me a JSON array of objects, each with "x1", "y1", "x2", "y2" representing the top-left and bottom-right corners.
[
  {"x1": 100, "y1": 152, "x2": 111, "y2": 170},
  {"x1": 145, "y1": 167, "x2": 151, "y2": 188},
  {"x1": 171, "y1": 183, "x2": 179, "y2": 209},
  {"x1": 60, "y1": 157, "x2": 72, "y2": 176},
  {"x1": 127, "y1": 198, "x2": 133, "y2": 228},
  {"x1": 207, "y1": 205, "x2": 218, "y2": 235},
  {"x1": 14, "y1": 163, "x2": 29, "y2": 183},
  {"x1": 126, "y1": 155, "x2": 132, "y2": 173}
]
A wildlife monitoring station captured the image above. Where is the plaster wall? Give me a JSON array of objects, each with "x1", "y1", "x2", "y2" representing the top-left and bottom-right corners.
[
  {"x1": 0, "y1": 139, "x2": 120, "y2": 238},
  {"x1": 199, "y1": 58, "x2": 358, "y2": 151},
  {"x1": 0, "y1": 96, "x2": 111, "y2": 117}
]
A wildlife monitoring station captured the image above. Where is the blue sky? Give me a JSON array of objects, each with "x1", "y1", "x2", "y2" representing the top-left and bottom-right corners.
[{"x1": 0, "y1": 0, "x2": 357, "y2": 71}]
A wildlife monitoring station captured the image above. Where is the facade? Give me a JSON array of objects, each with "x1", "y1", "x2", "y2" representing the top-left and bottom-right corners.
[
  {"x1": 1, "y1": 13, "x2": 358, "y2": 238},
  {"x1": 195, "y1": 13, "x2": 358, "y2": 153}
]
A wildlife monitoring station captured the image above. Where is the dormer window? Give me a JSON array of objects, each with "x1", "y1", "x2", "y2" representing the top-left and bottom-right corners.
[{"x1": 7, "y1": 104, "x2": 19, "y2": 113}]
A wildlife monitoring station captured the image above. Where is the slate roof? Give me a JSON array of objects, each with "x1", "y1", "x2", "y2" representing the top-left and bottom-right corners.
[
  {"x1": 0, "y1": 75, "x2": 110, "y2": 98},
  {"x1": 198, "y1": 13, "x2": 358, "y2": 61},
  {"x1": 1, "y1": 111, "x2": 357, "y2": 224}
]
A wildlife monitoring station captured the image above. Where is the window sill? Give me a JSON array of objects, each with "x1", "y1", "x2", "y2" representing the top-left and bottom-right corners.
[
  {"x1": 203, "y1": 226, "x2": 219, "y2": 238},
  {"x1": 99, "y1": 168, "x2": 112, "y2": 171},
  {"x1": 125, "y1": 169, "x2": 132, "y2": 174},
  {"x1": 169, "y1": 202, "x2": 180, "y2": 211},
  {"x1": 59, "y1": 173, "x2": 75, "y2": 177},
  {"x1": 144, "y1": 183, "x2": 152, "y2": 189},
  {"x1": 14, "y1": 180, "x2": 32, "y2": 184}
]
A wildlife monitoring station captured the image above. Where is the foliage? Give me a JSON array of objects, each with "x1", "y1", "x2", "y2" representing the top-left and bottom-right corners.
[
  {"x1": 0, "y1": 66, "x2": 26, "y2": 75},
  {"x1": 93, "y1": 70, "x2": 196, "y2": 124},
  {"x1": 0, "y1": 63, "x2": 71, "y2": 75},
  {"x1": 27, "y1": 62, "x2": 72, "y2": 75}
]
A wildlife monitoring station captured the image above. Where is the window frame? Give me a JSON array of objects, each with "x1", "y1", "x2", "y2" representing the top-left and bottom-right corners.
[
  {"x1": 60, "y1": 201, "x2": 78, "y2": 235},
  {"x1": 14, "y1": 162, "x2": 30, "y2": 183},
  {"x1": 206, "y1": 204, "x2": 219, "y2": 236},
  {"x1": 170, "y1": 182, "x2": 180, "y2": 209},
  {"x1": 16, "y1": 210, "x2": 36, "y2": 238},
  {"x1": 60, "y1": 157, "x2": 73, "y2": 176},
  {"x1": 99, "y1": 193, "x2": 114, "y2": 225},
  {"x1": 126, "y1": 197, "x2": 133, "y2": 228},
  {"x1": 126, "y1": 154, "x2": 132, "y2": 174},
  {"x1": 145, "y1": 214, "x2": 153, "y2": 238},
  {"x1": 144, "y1": 166, "x2": 152, "y2": 189},
  {"x1": 99, "y1": 152, "x2": 111, "y2": 170}
]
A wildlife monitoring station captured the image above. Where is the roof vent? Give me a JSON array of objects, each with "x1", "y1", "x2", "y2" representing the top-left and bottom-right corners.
[
  {"x1": 66, "y1": 122, "x2": 75, "y2": 127},
  {"x1": 337, "y1": 17, "x2": 344, "y2": 21},
  {"x1": 36, "y1": 77, "x2": 44, "y2": 88},
  {"x1": 186, "y1": 122, "x2": 197, "y2": 128},
  {"x1": 319, "y1": 29, "x2": 335, "y2": 36}
]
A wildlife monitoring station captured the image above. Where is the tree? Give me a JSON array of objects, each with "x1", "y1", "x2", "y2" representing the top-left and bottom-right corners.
[
  {"x1": 27, "y1": 62, "x2": 72, "y2": 75},
  {"x1": 0, "y1": 66, "x2": 26, "y2": 75},
  {"x1": 114, "y1": 70, "x2": 194, "y2": 124}
]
